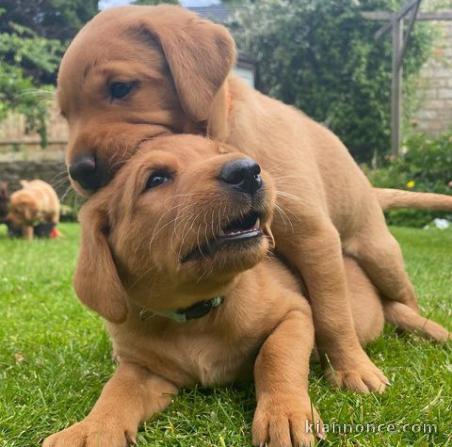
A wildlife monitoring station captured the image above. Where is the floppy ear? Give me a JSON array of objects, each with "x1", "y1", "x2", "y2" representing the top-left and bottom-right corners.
[
  {"x1": 74, "y1": 200, "x2": 128, "y2": 323},
  {"x1": 142, "y1": 6, "x2": 236, "y2": 122}
]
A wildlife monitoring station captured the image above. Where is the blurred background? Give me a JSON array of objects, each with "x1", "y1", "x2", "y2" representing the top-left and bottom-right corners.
[{"x1": 0, "y1": 0, "x2": 451, "y2": 227}]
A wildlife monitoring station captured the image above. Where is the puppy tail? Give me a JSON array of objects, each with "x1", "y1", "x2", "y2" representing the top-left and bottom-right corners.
[
  {"x1": 383, "y1": 301, "x2": 450, "y2": 343},
  {"x1": 375, "y1": 188, "x2": 452, "y2": 211}
]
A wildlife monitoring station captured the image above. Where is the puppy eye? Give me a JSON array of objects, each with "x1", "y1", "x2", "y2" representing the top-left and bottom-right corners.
[
  {"x1": 109, "y1": 82, "x2": 134, "y2": 99},
  {"x1": 145, "y1": 171, "x2": 172, "y2": 190}
]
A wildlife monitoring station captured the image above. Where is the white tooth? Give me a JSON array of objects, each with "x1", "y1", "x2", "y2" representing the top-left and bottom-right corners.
[
  {"x1": 218, "y1": 228, "x2": 225, "y2": 236},
  {"x1": 254, "y1": 218, "x2": 260, "y2": 229}
]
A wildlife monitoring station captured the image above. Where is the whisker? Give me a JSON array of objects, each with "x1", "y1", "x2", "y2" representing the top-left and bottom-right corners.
[
  {"x1": 273, "y1": 202, "x2": 295, "y2": 233},
  {"x1": 276, "y1": 190, "x2": 303, "y2": 204},
  {"x1": 59, "y1": 186, "x2": 73, "y2": 203}
]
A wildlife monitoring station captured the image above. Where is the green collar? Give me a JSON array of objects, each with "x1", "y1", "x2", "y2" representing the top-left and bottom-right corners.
[{"x1": 139, "y1": 296, "x2": 224, "y2": 323}]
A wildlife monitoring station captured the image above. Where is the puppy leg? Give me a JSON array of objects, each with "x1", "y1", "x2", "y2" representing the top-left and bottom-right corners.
[
  {"x1": 346, "y1": 222, "x2": 419, "y2": 312},
  {"x1": 344, "y1": 257, "x2": 385, "y2": 346},
  {"x1": 277, "y1": 222, "x2": 388, "y2": 393},
  {"x1": 383, "y1": 301, "x2": 450, "y2": 342},
  {"x1": 253, "y1": 304, "x2": 323, "y2": 447},
  {"x1": 343, "y1": 257, "x2": 449, "y2": 343},
  {"x1": 22, "y1": 225, "x2": 33, "y2": 240},
  {"x1": 43, "y1": 362, "x2": 177, "y2": 447}
]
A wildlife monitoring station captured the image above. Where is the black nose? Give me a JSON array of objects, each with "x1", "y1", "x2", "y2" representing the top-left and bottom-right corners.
[
  {"x1": 219, "y1": 158, "x2": 262, "y2": 195},
  {"x1": 68, "y1": 155, "x2": 104, "y2": 191}
]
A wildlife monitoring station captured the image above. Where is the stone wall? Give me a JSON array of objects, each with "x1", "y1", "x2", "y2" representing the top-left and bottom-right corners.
[
  {"x1": 412, "y1": 17, "x2": 452, "y2": 134},
  {"x1": 0, "y1": 100, "x2": 68, "y2": 142},
  {"x1": 0, "y1": 160, "x2": 68, "y2": 196}
]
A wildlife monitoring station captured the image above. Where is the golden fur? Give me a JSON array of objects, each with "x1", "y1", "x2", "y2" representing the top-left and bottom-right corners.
[
  {"x1": 57, "y1": 4, "x2": 452, "y2": 393},
  {"x1": 44, "y1": 135, "x2": 449, "y2": 447},
  {"x1": 7, "y1": 180, "x2": 60, "y2": 240}
]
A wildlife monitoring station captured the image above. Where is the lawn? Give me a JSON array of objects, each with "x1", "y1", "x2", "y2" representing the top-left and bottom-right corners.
[{"x1": 0, "y1": 223, "x2": 450, "y2": 447}]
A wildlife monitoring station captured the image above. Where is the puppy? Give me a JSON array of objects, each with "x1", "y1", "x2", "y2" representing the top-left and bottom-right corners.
[
  {"x1": 44, "y1": 135, "x2": 449, "y2": 447},
  {"x1": 7, "y1": 180, "x2": 60, "y2": 240},
  {"x1": 57, "y1": 5, "x2": 452, "y2": 392}
]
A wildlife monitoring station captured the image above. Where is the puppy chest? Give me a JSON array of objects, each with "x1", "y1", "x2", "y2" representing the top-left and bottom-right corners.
[
  {"x1": 111, "y1": 319, "x2": 264, "y2": 388},
  {"x1": 186, "y1": 335, "x2": 259, "y2": 386}
]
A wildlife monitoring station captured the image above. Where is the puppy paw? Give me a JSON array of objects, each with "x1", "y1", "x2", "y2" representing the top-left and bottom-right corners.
[
  {"x1": 252, "y1": 394, "x2": 324, "y2": 447},
  {"x1": 43, "y1": 419, "x2": 136, "y2": 447},
  {"x1": 326, "y1": 356, "x2": 389, "y2": 393}
]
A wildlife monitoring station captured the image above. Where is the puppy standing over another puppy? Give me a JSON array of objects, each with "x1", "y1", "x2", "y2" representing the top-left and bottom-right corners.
[
  {"x1": 57, "y1": 5, "x2": 452, "y2": 393},
  {"x1": 44, "y1": 135, "x2": 450, "y2": 447},
  {"x1": 7, "y1": 180, "x2": 60, "y2": 240}
]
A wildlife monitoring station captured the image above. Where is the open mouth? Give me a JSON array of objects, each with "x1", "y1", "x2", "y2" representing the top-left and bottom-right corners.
[{"x1": 182, "y1": 210, "x2": 263, "y2": 263}]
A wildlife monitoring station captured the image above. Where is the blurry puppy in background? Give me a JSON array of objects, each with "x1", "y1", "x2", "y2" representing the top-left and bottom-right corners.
[
  {"x1": 44, "y1": 135, "x2": 449, "y2": 447},
  {"x1": 7, "y1": 180, "x2": 60, "y2": 240}
]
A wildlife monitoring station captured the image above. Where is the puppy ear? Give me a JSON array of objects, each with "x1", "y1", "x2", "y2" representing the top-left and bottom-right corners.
[
  {"x1": 74, "y1": 199, "x2": 128, "y2": 323},
  {"x1": 145, "y1": 7, "x2": 236, "y2": 122}
]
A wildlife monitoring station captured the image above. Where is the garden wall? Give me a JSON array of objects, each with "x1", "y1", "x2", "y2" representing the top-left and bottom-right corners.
[
  {"x1": 0, "y1": 150, "x2": 69, "y2": 197},
  {"x1": 412, "y1": 17, "x2": 452, "y2": 134}
]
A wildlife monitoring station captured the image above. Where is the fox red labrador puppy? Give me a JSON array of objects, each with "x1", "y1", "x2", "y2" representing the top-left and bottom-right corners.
[
  {"x1": 44, "y1": 135, "x2": 449, "y2": 447},
  {"x1": 57, "y1": 5, "x2": 452, "y2": 392},
  {"x1": 7, "y1": 180, "x2": 60, "y2": 240}
]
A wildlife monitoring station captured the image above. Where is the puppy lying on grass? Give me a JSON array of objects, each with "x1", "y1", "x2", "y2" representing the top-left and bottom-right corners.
[
  {"x1": 7, "y1": 180, "x2": 60, "y2": 240},
  {"x1": 44, "y1": 135, "x2": 449, "y2": 447}
]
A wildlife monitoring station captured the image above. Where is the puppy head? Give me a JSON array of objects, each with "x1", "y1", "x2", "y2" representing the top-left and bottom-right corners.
[
  {"x1": 7, "y1": 191, "x2": 39, "y2": 226},
  {"x1": 58, "y1": 5, "x2": 236, "y2": 195},
  {"x1": 75, "y1": 135, "x2": 275, "y2": 323}
]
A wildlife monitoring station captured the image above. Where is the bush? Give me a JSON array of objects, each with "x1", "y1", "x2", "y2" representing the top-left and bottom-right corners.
[
  {"x1": 0, "y1": 13, "x2": 63, "y2": 146},
  {"x1": 231, "y1": 0, "x2": 433, "y2": 163},
  {"x1": 365, "y1": 132, "x2": 452, "y2": 227},
  {"x1": 0, "y1": 1, "x2": 98, "y2": 146}
]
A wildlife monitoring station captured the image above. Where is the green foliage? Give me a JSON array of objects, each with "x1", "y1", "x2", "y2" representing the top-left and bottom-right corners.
[
  {"x1": 366, "y1": 132, "x2": 452, "y2": 227},
  {"x1": 231, "y1": 0, "x2": 434, "y2": 163},
  {"x1": 0, "y1": 17, "x2": 63, "y2": 146},
  {"x1": 0, "y1": 0, "x2": 98, "y2": 146},
  {"x1": 0, "y1": 0, "x2": 99, "y2": 41}
]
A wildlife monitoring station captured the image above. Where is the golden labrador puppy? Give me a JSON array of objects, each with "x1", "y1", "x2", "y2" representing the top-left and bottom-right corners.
[
  {"x1": 7, "y1": 180, "x2": 60, "y2": 240},
  {"x1": 57, "y1": 5, "x2": 452, "y2": 392},
  {"x1": 43, "y1": 135, "x2": 449, "y2": 447}
]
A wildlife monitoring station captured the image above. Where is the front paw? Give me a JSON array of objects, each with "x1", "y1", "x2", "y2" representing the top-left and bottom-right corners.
[
  {"x1": 43, "y1": 419, "x2": 136, "y2": 447},
  {"x1": 252, "y1": 393, "x2": 324, "y2": 447},
  {"x1": 325, "y1": 354, "x2": 389, "y2": 393}
]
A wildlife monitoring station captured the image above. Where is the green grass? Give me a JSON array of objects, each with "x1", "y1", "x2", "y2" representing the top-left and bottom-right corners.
[{"x1": 0, "y1": 224, "x2": 450, "y2": 447}]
